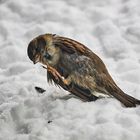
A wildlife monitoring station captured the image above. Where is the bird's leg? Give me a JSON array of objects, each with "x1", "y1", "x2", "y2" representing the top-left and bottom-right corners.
[
  {"x1": 42, "y1": 64, "x2": 72, "y2": 86},
  {"x1": 42, "y1": 65, "x2": 62, "y2": 81}
]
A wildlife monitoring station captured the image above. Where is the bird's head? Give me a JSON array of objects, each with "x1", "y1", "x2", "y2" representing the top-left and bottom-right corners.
[{"x1": 27, "y1": 34, "x2": 61, "y2": 66}]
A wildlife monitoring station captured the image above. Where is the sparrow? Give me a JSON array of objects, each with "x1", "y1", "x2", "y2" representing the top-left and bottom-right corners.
[{"x1": 27, "y1": 33, "x2": 140, "y2": 107}]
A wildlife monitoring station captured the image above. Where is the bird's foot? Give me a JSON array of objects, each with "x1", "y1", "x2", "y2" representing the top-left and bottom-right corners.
[
  {"x1": 42, "y1": 65, "x2": 62, "y2": 81},
  {"x1": 42, "y1": 65, "x2": 71, "y2": 87}
]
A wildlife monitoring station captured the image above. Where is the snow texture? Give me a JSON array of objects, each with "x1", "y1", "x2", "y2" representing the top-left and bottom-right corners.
[{"x1": 0, "y1": 0, "x2": 140, "y2": 140}]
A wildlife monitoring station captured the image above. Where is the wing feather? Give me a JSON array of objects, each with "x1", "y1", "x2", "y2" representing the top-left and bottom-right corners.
[
  {"x1": 47, "y1": 71, "x2": 98, "y2": 101},
  {"x1": 53, "y1": 35, "x2": 117, "y2": 84}
]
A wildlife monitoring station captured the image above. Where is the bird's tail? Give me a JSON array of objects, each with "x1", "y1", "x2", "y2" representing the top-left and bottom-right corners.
[
  {"x1": 106, "y1": 82, "x2": 140, "y2": 107},
  {"x1": 112, "y1": 90, "x2": 140, "y2": 107}
]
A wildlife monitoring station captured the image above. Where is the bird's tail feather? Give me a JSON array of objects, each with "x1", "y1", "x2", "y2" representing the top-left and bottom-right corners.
[
  {"x1": 113, "y1": 91, "x2": 140, "y2": 107},
  {"x1": 108, "y1": 84, "x2": 140, "y2": 107}
]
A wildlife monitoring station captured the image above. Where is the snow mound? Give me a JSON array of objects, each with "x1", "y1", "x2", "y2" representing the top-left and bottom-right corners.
[{"x1": 0, "y1": 0, "x2": 140, "y2": 140}]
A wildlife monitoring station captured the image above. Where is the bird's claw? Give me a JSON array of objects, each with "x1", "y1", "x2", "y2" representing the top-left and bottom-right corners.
[
  {"x1": 48, "y1": 67, "x2": 62, "y2": 81},
  {"x1": 42, "y1": 65, "x2": 65, "y2": 83}
]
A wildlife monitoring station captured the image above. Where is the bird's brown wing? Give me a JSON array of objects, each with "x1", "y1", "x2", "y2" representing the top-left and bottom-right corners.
[
  {"x1": 47, "y1": 70, "x2": 98, "y2": 101},
  {"x1": 52, "y1": 36, "x2": 117, "y2": 97},
  {"x1": 53, "y1": 36, "x2": 87, "y2": 54},
  {"x1": 53, "y1": 36, "x2": 116, "y2": 83}
]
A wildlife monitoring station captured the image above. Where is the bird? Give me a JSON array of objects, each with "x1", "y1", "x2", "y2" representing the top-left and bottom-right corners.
[{"x1": 27, "y1": 33, "x2": 140, "y2": 107}]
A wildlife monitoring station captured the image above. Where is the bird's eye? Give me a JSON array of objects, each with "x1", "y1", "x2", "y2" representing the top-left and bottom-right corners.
[{"x1": 44, "y1": 53, "x2": 52, "y2": 60}]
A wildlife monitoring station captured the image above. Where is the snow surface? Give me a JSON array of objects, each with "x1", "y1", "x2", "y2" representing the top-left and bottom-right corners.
[{"x1": 0, "y1": 0, "x2": 140, "y2": 140}]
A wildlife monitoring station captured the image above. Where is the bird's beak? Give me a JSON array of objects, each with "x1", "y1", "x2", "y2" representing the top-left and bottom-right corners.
[{"x1": 33, "y1": 55, "x2": 40, "y2": 64}]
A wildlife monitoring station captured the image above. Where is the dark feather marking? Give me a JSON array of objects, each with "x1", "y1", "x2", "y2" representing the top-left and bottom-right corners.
[
  {"x1": 71, "y1": 83, "x2": 98, "y2": 101},
  {"x1": 55, "y1": 42, "x2": 76, "y2": 54},
  {"x1": 37, "y1": 37, "x2": 46, "y2": 50},
  {"x1": 54, "y1": 36, "x2": 88, "y2": 54},
  {"x1": 27, "y1": 41, "x2": 36, "y2": 61}
]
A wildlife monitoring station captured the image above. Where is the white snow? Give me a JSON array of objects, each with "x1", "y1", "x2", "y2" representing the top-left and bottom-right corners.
[{"x1": 0, "y1": 0, "x2": 140, "y2": 140}]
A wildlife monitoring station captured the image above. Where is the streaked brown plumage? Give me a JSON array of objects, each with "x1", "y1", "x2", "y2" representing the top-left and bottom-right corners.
[{"x1": 27, "y1": 33, "x2": 140, "y2": 107}]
